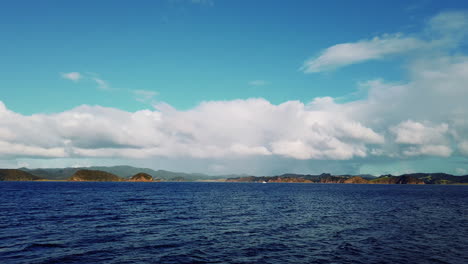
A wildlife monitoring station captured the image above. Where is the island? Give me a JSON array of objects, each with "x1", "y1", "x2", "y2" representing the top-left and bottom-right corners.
[
  {"x1": 129, "y1": 173, "x2": 155, "y2": 182},
  {"x1": 0, "y1": 169, "x2": 44, "y2": 181},
  {"x1": 68, "y1": 169, "x2": 124, "y2": 182}
]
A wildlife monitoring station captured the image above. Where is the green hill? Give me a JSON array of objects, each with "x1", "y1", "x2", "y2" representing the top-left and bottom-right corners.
[
  {"x1": 68, "y1": 169, "x2": 124, "y2": 182},
  {"x1": 129, "y1": 173, "x2": 154, "y2": 182},
  {"x1": 402, "y1": 173, "x2": 468, "y2": 184},
  {"x1": 0, "y1": 169, "x2": 43, "y2": 181},
  {"x1": 369, "y1": 175, "x2": 424, "y2": 184},
  {"x1": 19, "y1": 167, "x2": 79, "y2": 180}
]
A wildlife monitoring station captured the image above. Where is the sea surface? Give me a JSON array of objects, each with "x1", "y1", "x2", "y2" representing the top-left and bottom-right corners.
[{"x1": 0, "y1": 182, "x2": 467, "y2": 264}]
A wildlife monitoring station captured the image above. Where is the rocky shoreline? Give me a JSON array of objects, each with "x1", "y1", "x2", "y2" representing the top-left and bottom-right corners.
[{"x1": 1, "y1": 168, "x2": 467, "y2": 184}]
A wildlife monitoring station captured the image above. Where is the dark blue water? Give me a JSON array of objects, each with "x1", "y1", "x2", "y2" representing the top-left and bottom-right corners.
[{"x1": 0, "y1": 182, "x2": 467, "y2": 264}]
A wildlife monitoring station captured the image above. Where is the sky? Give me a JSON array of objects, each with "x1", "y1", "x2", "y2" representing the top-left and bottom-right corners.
[{"x1": 1, "y1": 0, "x2": 468, "y2": 176}]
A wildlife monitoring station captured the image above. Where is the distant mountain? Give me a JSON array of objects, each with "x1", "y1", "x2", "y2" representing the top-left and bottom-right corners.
[
  {"x1": 150, "y1": 169, "x2": 216, "y2": 181},
  {"x1": 20, "y1": 167, "x2": 80, "y2": 180},
  {"x1": 68, "y1": 169, "x2": 124, "y2": 182},
  {"x1": 22, "y1": 166, "x2": 156, "y2": 180},
  {"x1": 90, "y1": 166, "x2": 230, "y2": 181},
  {"x1": 0, "y1": 169, "x2": 43, "y2": 181},
  {"x1": 20, "y1": 166, "x2": 235, "y2": 181},
  {"x1": 88, "y1": 166, "x2": 163, "y2": 179}
]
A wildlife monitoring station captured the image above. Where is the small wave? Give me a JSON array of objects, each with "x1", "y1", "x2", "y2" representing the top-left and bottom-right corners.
[
  {"x1": 122, "y1": 198, "x2": 149, "y2": 202},
  {"x1": 39, "y1": 249, "x2": 113, "y2": 264},
  {"x1": 23, "y1": 243, "x2": 66, "y2": 250},
  {"x1": 151, "y1": 243, "x2": 182, "y2": 250}
]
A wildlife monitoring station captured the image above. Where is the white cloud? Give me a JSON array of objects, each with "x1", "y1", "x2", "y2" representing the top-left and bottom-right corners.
[
  {"x1": 60, "y1": 72, "x2": 113, "y2": 90},
  {"x1": 302, "y1": 34, "x2": 425, "y2": 73},
  {"x1": 302, "y1": 11, "x2": 468, "y2": 73},
  {"x1": 271, "y1": 140, "x2": 315, "y2": 160},
  {"x1": 93, "y1": 78, "x2": 110, "y2": 90},
  {"x1": 391, "y1": 121, "x2": 449, "y2": 145},
  {"x1": 403, "y1": 145, "x2": 453, "y2": 157},
  {"x1": 0, "y1": 141, "x2": 67, "y2": 158},
  {"x1": 428, "y1": 11, "x2": 468, "y2": 35},
  {"x1": 459, "y1": 141, "x2": 468, "y2": 155},
  {"x1": 230, "y1": 144, "x2": 271, "y2": 156},
  {"x1": 455, "y1": 168, "x2": 467, "y2": 175},
  {"x1": 61, "y1": 72, "x2": 82, "y2": 82},
  {"x1": 0, "y1": 98, "x2": 384, "y2": 161}
]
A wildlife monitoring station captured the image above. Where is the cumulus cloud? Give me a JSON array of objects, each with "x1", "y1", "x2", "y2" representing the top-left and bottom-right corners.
[
  {"x1": 391, "y1": 121, "x2": 449, "y2": 145},
  {"x1": 402, "y1": 145, "x2": 452, "y2": 157},
  {"x1": 3, "y1": 48, "x2": 468, "y2": 162},
  {"x1": 61, "y1": 72, "x2": 82, "y2": 82},
  {"x1": 0, "y1": 98, "x2": 385, "y2": 160}
]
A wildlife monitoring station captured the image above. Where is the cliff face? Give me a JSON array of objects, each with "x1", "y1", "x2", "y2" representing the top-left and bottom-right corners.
[
  {"x1": 319, "y1": 176, "x2": 346, "y2": 184},
  {"x1": 344, "y1": 176, "x2": 369, "y2": 184},
  {"x1": 68, "y1": 169, "x2": 123, "y2": 182},
  {"x1": 129, "y1": 173, "x2": 154, "y2": 182},
  {"x1": 0, "y1": 169, "x2": 43, "y2": 181}
]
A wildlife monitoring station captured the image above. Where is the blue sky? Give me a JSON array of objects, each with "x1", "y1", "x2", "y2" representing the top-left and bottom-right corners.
[
  {"x1": 2, "y1": 0, "x2": 457, "y2": 113},
  {"x1": 1, "y1": 0, "x2": 468, "y2": 175}
]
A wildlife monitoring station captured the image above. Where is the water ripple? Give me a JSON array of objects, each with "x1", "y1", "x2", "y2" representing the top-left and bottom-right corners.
[{"x1": 0, "y1": 182, "x2": 466, "y2": 263}]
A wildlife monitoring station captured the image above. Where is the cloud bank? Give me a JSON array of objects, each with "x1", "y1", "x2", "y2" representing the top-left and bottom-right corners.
[
  {"x1": 0, "y1": 98, "x2": 383, "y2": 160},
  {"x1": 2, "y1": 46, "x2": 468, "y2": 162}
]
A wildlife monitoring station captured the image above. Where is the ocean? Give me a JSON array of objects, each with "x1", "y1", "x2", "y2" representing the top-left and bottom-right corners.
[{"x1": 0, "y1": 182, "x2": 466, "y2": 263}]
